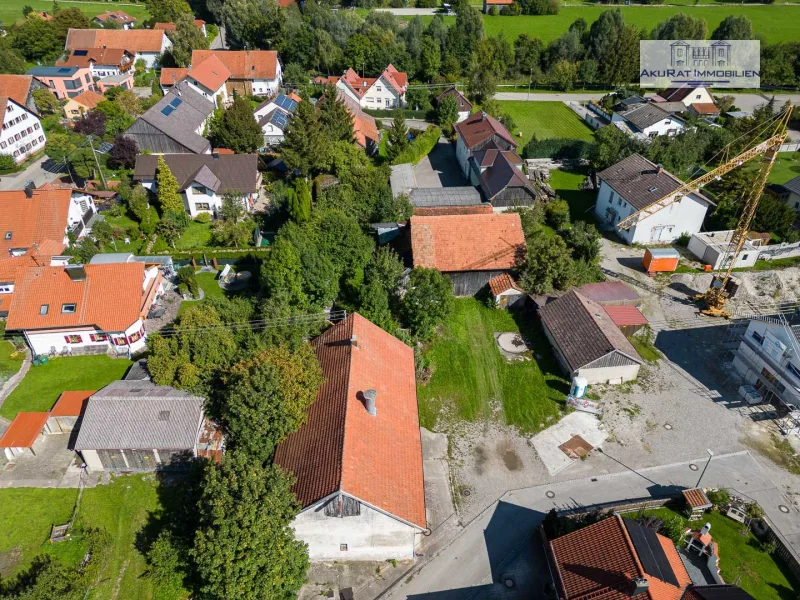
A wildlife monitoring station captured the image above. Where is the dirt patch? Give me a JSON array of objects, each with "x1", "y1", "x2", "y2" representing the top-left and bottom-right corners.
[
  {"x1": 0, "y1": 546, "x2": 21, "y2": 577},
  {"x1": 497, "y1": 440, "x2": 524, "y2": 471}
]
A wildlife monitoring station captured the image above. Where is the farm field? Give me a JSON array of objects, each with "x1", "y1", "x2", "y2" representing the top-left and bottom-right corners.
[
  {"x1": 0, "y1": 0, "x2": 150, "y2": 26},
  {"x1": 403, "y1": 6, "x2": 800, "y2": 44},
  {"x1": 417, "y1": 298, "x2": 568, "y2": 432},
  {"x1": 0, "y1": 475, "x2": 189, "y2": 599},
  {"x1": 498, "y1": 101, "x2": 594, "y2": 147},
  {"x1": 0, "y1": 355, "x2": 132, "y2": 419}
]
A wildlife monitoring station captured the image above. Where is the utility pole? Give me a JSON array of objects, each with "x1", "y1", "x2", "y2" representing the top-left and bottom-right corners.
[
  {"x1": 87, "y1": 136, "x2": 107, "y2": 189},
  {"x1": 528, "y1": 68, "x2": 532, "y2": 101}
]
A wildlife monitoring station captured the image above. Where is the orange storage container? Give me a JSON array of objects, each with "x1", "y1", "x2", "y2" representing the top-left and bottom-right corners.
[{"x1": 642, "y1": 247, "x2": 680, "y2": 274}]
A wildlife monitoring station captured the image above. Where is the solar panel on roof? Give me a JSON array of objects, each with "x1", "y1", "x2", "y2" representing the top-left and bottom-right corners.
[
  {"x1": 272, "y1": 111, "x2": 288, "y2": 129},
  {"x1": 74, "y1": 50, "x2": 88, "y2": 56},
  {"x1": 58, "y1": 68, "x2": 71, "y2": 73},
  {"x1": 622, "y1": 518, "x2": 679, "y2": 587},
  {"x1": 169, "y1": 97, "x2": 183, "y2": 109},
  {"x1": 161, "y1": 105, "x2": 176, "y2": 116}
]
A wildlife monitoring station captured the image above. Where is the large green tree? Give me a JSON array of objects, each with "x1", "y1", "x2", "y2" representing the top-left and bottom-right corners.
[
  {"x1": 519, "y1": 234, "x2": 574, "y2": 294},
  {"x1": 402, "y1": 267, "x2": 454, "y2": 340},
  {"x1": 281, "y1": 99, "x2": 330, "y2": 176},
  {"x1": 318, "y1": 85, "x2": 354, "y2": 143},
  {"x1": 145, "y1": 0, "x2": 193, "y2": 24},
  {"x1": 651, "y1": 13, "x2": 707, "y2": 40},
  {"x1": 156, "y1": 156, "x2": 184, "y2": 214},
  {"x1": 209, "y1": 96, "x2": 262, "y2": 153},
  {"x1": 168, "y1": 12, "x2": 210, "y2": 67},
  {"x1": 192, "y1": 450, "x2": 309, "y2": 600},
  {"x1": 260, "y1": 236, "x2": 308, "y2": 307},
  {"x1": 386, "y1": 112, "x2": 409, "y2": 161},
  {"x1": 711, "y1": 15, "x2": 753, "y2": 40}
]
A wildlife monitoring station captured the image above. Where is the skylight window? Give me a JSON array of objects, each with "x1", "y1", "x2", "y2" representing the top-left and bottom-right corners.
[
  {"x1": 62, "y1": 303, "x2": 77, "y2": 314},
  {"x1": 4, "y1": 232, "x2": 11, "y2": 240},
  {"x1": 40, "y1": 304, "x2": 49, "y2": 315}
]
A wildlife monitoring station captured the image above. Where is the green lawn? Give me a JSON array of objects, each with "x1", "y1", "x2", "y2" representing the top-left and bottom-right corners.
[
  {"x1": 768, "y1": 152, "x2": 800, "y2": 186},
  {"x1": 177, "y1": 270, "x2": 231, "y2": 316},
  {"x1": 0, "y1": 475, "x2": 188, "y2": 598},
  {"x1": 0, "y1": 341, "x2": 24, "y2": 380},
  {"x1": 404, "y1": 6, "x2": 800, "y2": 44},
  {"x1": 0, "y1": 0, "x2": 150, "y2": 26},
  {"x1": 642, "y1": 508, "x2": 799, "y2": 600},
  {"x1": 417, "y1": 298, "x2": 568, "y2": 432},
  {"x1": 498, "y1": 101, "x2": 594, "y2": 147},
  {"x1": 549, "y1": 167, "x2": 596, "y2": 223},
  {"x1": 0, "y1": 355, "x2": 132, "y2": 420},
  {"x1": 175, "y1": 221, "x2": 214, "y2": 250}
]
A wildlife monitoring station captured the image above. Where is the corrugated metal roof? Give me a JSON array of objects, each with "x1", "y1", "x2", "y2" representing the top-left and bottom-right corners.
[
  {"x1": 74, "y1": 381, "x2": 203, "y2": 450},
  {"x1": 410, "y1": 187, "x2": 483, "y2": 207},
  {"x1": 647, "y1": 247, "x2": 680, "y2": 258},
  {"x1": 577, "y1": 282, "x2": 641, "y2": 305},
  {"x1": 603, "y1": 305, "x2": 648, "y2": 327}
]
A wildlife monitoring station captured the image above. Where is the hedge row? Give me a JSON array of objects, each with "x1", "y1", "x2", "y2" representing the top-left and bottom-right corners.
[
  {"x1": 391, "y1": 125, "x2": 442, "y2": 166},
  {"x1": 522, "y1": 137, "x2": 593, "y2": 160},
  {"x1": 364, "y1": 108, "x2": 432, "y2": 120}
]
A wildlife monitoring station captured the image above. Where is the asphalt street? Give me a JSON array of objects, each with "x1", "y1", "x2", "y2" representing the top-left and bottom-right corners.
[
  {"x1": 383, "y1": 451, "x2": 800, "y2": 599},
  {"x1": 0, "y1": 155, "x2": 63, "y2": 191}
]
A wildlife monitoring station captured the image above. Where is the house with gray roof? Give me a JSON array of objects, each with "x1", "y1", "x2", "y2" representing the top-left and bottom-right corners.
[
  {"x1": 595, "y1": 154, "x2": 714, "y2": 245},
  {"x1": 133, "y1": 153, "x2": 261, "y2": 218},
  {"x1": 468, "y1": 146, "x2": 539, "y2": 207},
  {"x1": 539, "y1": 290, "x2": 643, "y2": 385},
  {"x1": 611, "y1": 103, "x2": 685, "y2": 140},
  {"x1": 770, "y1": 175, "x2": 800, "y2": 214},
  {"x1": 74, "y1": 380, "x2": 223, "y2": 472},
  {"x1": 123, "y1": 81, "x2": 214, "y2": 154}
]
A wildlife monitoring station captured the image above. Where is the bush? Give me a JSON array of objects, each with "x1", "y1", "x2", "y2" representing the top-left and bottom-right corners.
[
  {"x1": 177, "y1": 282, "x2": 189, "y2": 297},
  {"x1": 195, "y1": 212, "x2": 212, "y2": 224},
  {"x1": 391, "y1": 126, "x2": 442, "y2": 166},
  {"x1": 0, "y1": 154, "x2": 16, "y2": 170},
  {"x1": 675, "y1": 232, "x2": 690, "y2": 247},
  {"x1": 177, "y1": 265, "x2": 200, "y2": 298},
  {"x1": 126, "y1": 224, "x2": 140, "y2": 239},
  {"x1": 523, "y1": 136, "x2": 593, "y2": 160},
  {"x1": 706, "y1": 488, "x2": 731, "y2": 511}
]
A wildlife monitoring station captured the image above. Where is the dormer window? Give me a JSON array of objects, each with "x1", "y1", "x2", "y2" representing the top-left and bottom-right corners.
[{"x1": 62, "y1": 303, "x2": 77, "y2": 313}]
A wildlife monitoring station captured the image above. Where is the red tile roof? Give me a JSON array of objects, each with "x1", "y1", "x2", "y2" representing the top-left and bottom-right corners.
[
  {"x1": 274, "y1": 313, "x2": 426, "y2": 528},
  {"x1": 454, "y1": 110, "x2": 517, "y2": 150},
  {"x1": 603, "y1": 305, "x2": 648, "y2": 327},
  {"x1": 6, "y1": 263, "x2": 146, "y2": 332},
  {"x1": 410, "y1": 213, "x2": 526, "y2": 273},
  {"x1": 192, "y1": 50, "x2": 279, "y2": 80},
  {"x1": 335, "y1": 89, "x2": 379, "y2": 147},
  {"x1": 549, "y1": 515, "x2": 691, "y2": 600},
  {"x1": 65, "y1": 29, "x2": 167, "y2": 53},
  {"x1": 94, "y1": 10, "x2": 136, "y2": 24},
  {"x1": 489, "y1": 273, "x2": 521, "y2": 296},
  {"x1": 0, "y1": 412, "x2": 49, "y2": 448},
  {"x1": 0, "y1": 75, "x2": 34, "y2": 106},
  {"x1": 486, "y1": 0, "x2": 514, "y2": 5},
  {"x1": 691, "y1": 103, "x2": 720, "y2": 115},
  {"x1": 336, "y1": 65, "x2": 407, "y2": 98},
  {"x1": 160, "y1": 67, "x2": 189, "y2": 86},
  {"x1": 51, "y1": 390, "x2": 95, "y2": 417},
  {"x1": 0, "y1": 189, "x2": 71, "y2": 256},
  {"x1": 69, "y1": 90, "x2": 106, "y2": 110},
  {"x1": 58, "y1": 48, "x2": 133, "y2": 69},
  {"x1": 186, "y1": 54, "x2": 230, "y2": 91},
  {"x1": 154, "y1": 19, "x2": 206, "y2": 31},
  {"x1": 682, "y1": 488, "x2": 712, "y2": 509}
]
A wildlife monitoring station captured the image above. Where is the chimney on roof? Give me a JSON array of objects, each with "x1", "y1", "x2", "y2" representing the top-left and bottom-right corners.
[
  {"x1": 701, "y1": 522, "x2": 711, "y2": 536},
  {"x1": 24, "y1": 182, "x2": 35, "y2": 198},
  {"x1": 656, "y1": 163, "x2": 663, "y2": 175},
  {"x1": 364, "y1": 389, "x2": 377, "y2": 416},
  {"x1": 630, "y1": 578, "x2": 649, "y2": 597},
  {"x1": 350, "y1": 334, "x2": 358, "y2": 349},
  {"x1": 65, "y1": 264, "x2": 87, "y2": 282},
  {"x1": 480, "y1": 110, "x2": 486, "y2": 120}
]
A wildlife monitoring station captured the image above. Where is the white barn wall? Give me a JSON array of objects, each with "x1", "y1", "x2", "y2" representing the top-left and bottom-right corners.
[
  {"x1": 576, "y1": 363, "x2": 641, "y2": 385},
  {"x1": 293, "y1": 498, "x2": 419, "y2": 561}
]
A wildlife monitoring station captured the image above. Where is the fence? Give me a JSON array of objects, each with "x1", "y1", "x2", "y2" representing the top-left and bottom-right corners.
[
  {"x1": 758, "y1": 241, "x2": 800, "y2": 260},
  {"x1": 779, "y1": 143, "x2": 800, "y2": 153}
]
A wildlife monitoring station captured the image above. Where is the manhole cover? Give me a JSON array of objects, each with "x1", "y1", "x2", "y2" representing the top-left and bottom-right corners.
[
  {"x1": 779, "y1": 505, "x2": 790, "y2": 513},
  {"x1": 462, "y1": 489, "x2": 471, "y2": 497},
  {"x1": 545, "y1": 491, "x2": 555, "y2": 499},
  {"x1": 664, "y1": 423, "x2": 673, "y2": 430},
  {"x1": 504, "y1": 578, "x2": 515, "y2": 589},
  {"x1": 689, "y1": 463, "x2": 699, "y2": 471}
]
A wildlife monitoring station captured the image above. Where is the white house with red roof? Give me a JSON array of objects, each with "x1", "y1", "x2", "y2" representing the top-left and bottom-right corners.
[
  {"x1": 274, "y1": 313, "x2": 427, "y2": 560},
  {"x1": 92, "y1": 10, "x2": 137, "y2": 29},
  {"x1": 454, "y1": 111, "x2": 518, "y2": 180},
  {"x1": 329, "y1": 65, "x2": 407, "y2": 110},
  {"x1": 179, "y1": 54, "x2": 231, "y2": 107},
  {"x1": 5, "y1": 262, "x2": 164, "y2": 357},
  {"x1": 191, "y1": 50, "x2": 282, "y2": 97},
  {"x1": 0, "y1": 96, "x2": 45, "y2": 165}
]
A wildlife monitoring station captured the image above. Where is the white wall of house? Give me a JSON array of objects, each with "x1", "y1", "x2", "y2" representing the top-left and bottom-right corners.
[
  {"x1": 687, "y1": 233, "x2": 760, "y2": 270},
  {"x1": 455, "y1": 135, "x2": 471, "y2": 179},
  {"x1": 777, "y1": 189, "x2": 800, "y2": 214},
  {"x1": 576, "y1": 363, "x2": 641, "y2": 385},
  {"x1": 24, "y1": 318, "x2": 147, "y2": 356},
  {"x1": 0, "y1": 99, "x2": 45, "y2": 164},
  {"x1": 639, "y1": 117, "x2": 685, "y2": 138},
  {"x1": 337, "y1": 75, "x2": 404, "y2": 110},
  {"x1": 594, "y1": 181, "x2": 710, "y2": 245},
  {"x1": 183, "y1": 185, "x2": 253, "y2": 218},
  {"x1": 250, "y1": 62, "x2": 282, "y2": 96},
  {"x1": 732, "y1": 320, "x2": 800, "y2": 408},
  {"x1": 679, "y1": 88, "x2": 714, "y2": 107},
  {"x1": 185, "y1": 78, "x2": 228, "y2": 108},
  {"x1": 68, "y1": 192, "x2": 97, "y2": 238},
  {"x1": 293, "y1": 497, "x2": 420, "y2": 561}
]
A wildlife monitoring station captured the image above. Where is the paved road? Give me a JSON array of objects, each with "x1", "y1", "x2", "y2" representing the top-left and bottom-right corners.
[
  {"x1": 210, "y1": 26, "x2": 227, "y2": 50},
  {"x1": 384, "y1": 451, "x2": 800, "y2": 599},
  {"x1": 0, "y1": 155, "x2": 63, "y2": 191}
]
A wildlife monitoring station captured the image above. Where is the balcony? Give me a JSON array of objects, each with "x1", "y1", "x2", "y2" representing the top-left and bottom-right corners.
[{"x1": 738, "y1": 333, "x2": 800, "y2": 405}]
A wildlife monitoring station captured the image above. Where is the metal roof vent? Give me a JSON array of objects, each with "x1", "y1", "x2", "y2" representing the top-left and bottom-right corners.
[
  {"x1": 65, "y1": 264, "x2": 87, "y2": 281},
  {"x1": 158, "y1": 410, "x2": 170, "y2": 422},
  {"x1": 631, "y1": 578, "x2": 649, "y2": 596},
  {"x1": 364, "y1": 389, "x2": 377, "y2": 417}
]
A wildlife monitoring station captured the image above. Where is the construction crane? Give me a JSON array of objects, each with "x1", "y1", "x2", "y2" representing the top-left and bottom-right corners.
[{"x1": 617, "y1": 104, "x2": 794, "y2": 318}]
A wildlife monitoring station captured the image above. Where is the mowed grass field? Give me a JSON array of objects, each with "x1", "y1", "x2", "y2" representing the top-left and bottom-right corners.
[
  {"x1": 498, "y1": 101, "x2": 594, "y2": 147},
  {"x1": 0, "y1": 0, "x2": 150, "y2": 26},
  {"x1": 417, "y1": 298, "x2": 568, "y2": 432},
  {"x1": 0, "y1": 475, "x2": 189, "y2": 598},
  {"x1": 768, "y1": 152, "x2": 800, "y2": 186},
  {"x1": 404, "y1": 6, "x2": 800, "y2": 44}
]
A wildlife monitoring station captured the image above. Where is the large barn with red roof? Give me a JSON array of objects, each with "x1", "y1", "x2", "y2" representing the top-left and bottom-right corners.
[{"x1": 274, "y1": 313, "x2": 427, "y2": 560}]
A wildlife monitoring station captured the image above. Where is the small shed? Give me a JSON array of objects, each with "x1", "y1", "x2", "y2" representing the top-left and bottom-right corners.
[
  {"x1": 0, "y1": 412, "x2": 50, "y2": 461},
  {"x1": 603, "y1": 305, "x2": 649, "y2": 336},
  {"x1": 682, "y1": 488, "x2": 712, "y2": 520},
  {"x1": 643, "y1": 247, "x2": 679, "y2": 274},
  {"x1": 488, "y1": 274, "x2": 525, "y2": 309},
  {"x1": 577, "y1": 282, "x2": 641, "y2": 307},
  {"x1": 48, "y1": 390, "x2": 94, "y2": 433}
]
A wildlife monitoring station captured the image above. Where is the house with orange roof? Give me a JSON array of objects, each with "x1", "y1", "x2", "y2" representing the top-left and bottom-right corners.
[
  {"x1": 547, "y1": 515, "x2": 693, "y2": 600},
  {"x1": 0, "y1": 95, "x2": 45, "y2": 164},
  {"x1": 0, "y1": 412, "x2": 50, "y2": 461},
  {"x1": 409, "y1": 212, "x2": 527, "y2": 296},
  {"x1": 65, "y1": 29, "x2": 171, "y2": 68},
  {"x1": 5, "y1": 262, "x2": 164, "y2": 357},
  {"x1": 92, "y1": 10, "x2": 137, "y2": 29},
  {"x1": 191, "y1": 49, "x2": 282, "y2": 97},
  {"x1": 63, "y1": 90, "x2": 106, "y2": 120},
  {"x1": 154, "y1": 19, "x2": 207, "y2": 36},
  {"x1": 336, "y1": 89, "x2": 380, "y2": 155},
  {"x1": 57, "y1": 48, "x2": 135, "y2": 80},
  {"x1": 0, "y1": 74, "x2": 47, "y2": 113},
  {"x1": 274, "y1": 313, "x2": 427, "y2": 560},
  {"x1": 178, "y1": 54, "x2": 231, "y2": 107},
  {"x1": 330, "y1": 64, "x2": 407, "y2": 110},
  {"x1": 48, "y1": 390, "x2": 94, "y2": 433}
]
